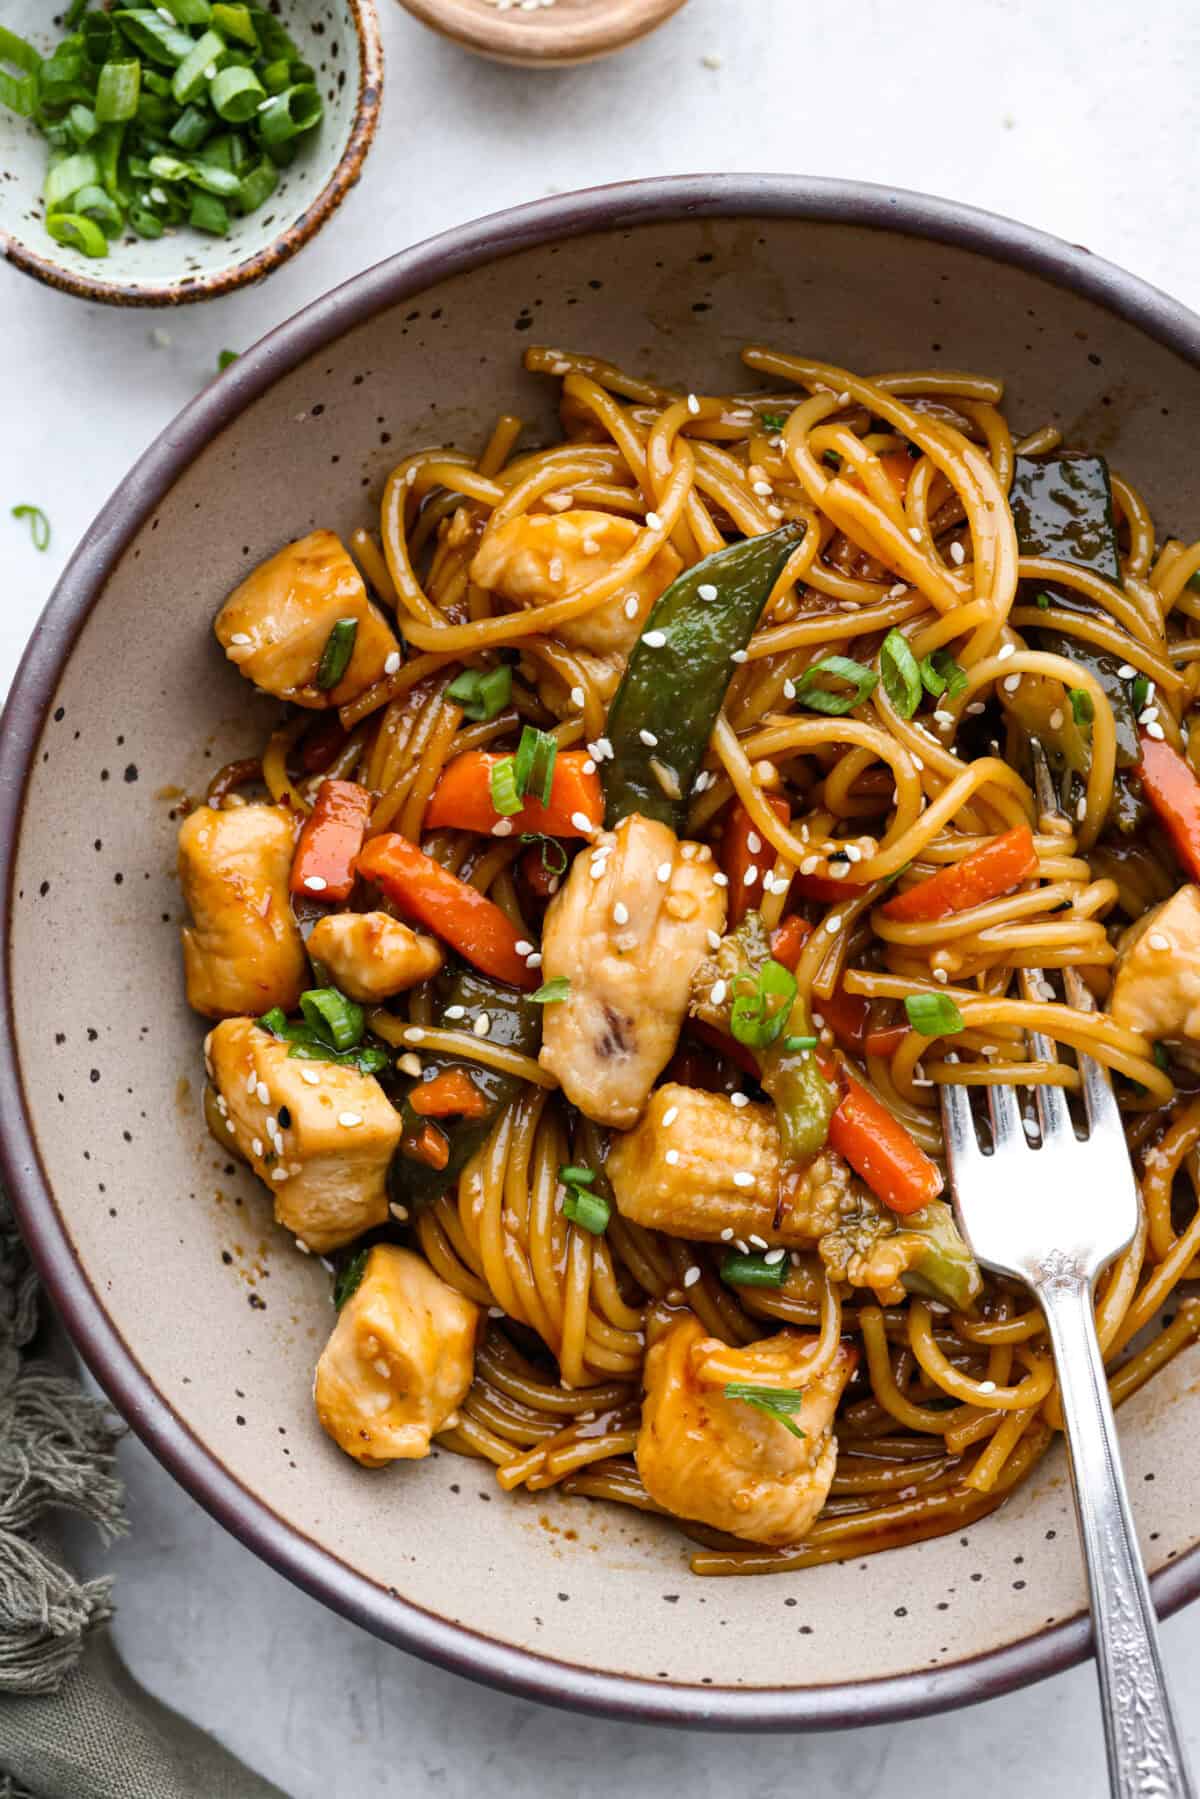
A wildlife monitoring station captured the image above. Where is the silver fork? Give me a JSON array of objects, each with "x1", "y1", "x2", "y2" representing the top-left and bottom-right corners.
[{"x1": 939, "y1": 752, "x2": 1195, "y2": 1798}]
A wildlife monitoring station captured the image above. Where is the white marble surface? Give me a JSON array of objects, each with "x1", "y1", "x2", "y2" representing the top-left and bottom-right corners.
[{"x1": 6, "y1": 0, "x2": 1200, "y2": 1791}]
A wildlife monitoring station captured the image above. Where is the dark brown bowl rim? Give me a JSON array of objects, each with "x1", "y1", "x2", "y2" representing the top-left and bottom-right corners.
[
  {"x1": 5, "y1": 173, "x2": 1200, "y2": 1728},
  {"x1": 0, "y1": 0, "x2": 383, "y2": 308}
]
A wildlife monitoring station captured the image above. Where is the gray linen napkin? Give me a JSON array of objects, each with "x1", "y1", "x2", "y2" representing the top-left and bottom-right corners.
[{"x1": 0, "y1": 1189, "x2": 285, "y2": 1799}]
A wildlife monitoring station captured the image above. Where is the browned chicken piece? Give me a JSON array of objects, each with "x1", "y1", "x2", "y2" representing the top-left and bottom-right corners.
[
  {"x1": 308, "y1": 910, "x2": 443, "y2": 1004},
  {"x1": 607, "y1": 1084, "x2": 857, "y2": 1244},
  {"x1": 469, "y1": 510, "x2": 683, "y2": 658},
  {"x1": 539, "y1": 817, "x2": 726, "y2": 1128},
  {"x1": 315, "y1": 1246, "x2": 479, "y2": 1466},
  {"x1": 215, "y1": 529, "x2": 400, "y2": 708},
  {"x1": 179, "y1": 804, "x2": 306, "y2": 1019},
  {"x1": 1108, "y1": 884, "x2": 1200, "y2": 1040},
  {"x1": 637, "y1": 1313, "x2": 857, "y2": 1545},
  {"x1": 207, "y1": 1017, "x2": 402, "y2": 1253}
]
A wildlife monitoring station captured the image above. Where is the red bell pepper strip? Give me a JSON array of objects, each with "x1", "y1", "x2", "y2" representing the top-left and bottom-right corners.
[
  {"x1": 828, "y1": 1076, "x2": 944, "y2": 1216},
  {"x1": 880, "y1": 825, "x2": 1038, "y2": 923},
  {"x1": 355, "y1": 832, "x2": 537, "y2": 990},
  {"x1": 1137, "y1": 733, "x2": 1200, "y2": 882},
  {"x1": 290, "y1": 779, "x2": 372, "y2": 903},
  {"x1": 770, "y1": 916, "x2": 905, "y2": 1056},
  {"x1": 409, "y1": 1067, "x2": 490, "y2": 1120},
  {"x1": 425, "y1": 750, "x2": 603, "y2": 839},
  {"x1": 724, "y1": 795, "x2": 790, "y2": 926}
]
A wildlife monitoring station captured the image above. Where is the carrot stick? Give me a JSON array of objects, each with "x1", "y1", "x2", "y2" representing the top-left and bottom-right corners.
[
  {"x1": 769, "y1": 915, "x2": 812, "y2": 968},
  {"x1": 355, "y1": 833, "x2": 537, "y2": 989},
  {"x1": 880, "y1": 825, "x2": 1037, "y2": 923},
  {"x1": 409, "y1": 1068, "x2": 489, "y2": 1119},
  {"x1": 829, "y1": 1076, "x2": 944, "y2": 1215},
  {"x1": 723, "y1": 795, "x2": 790, "y2": 925},
  {"x1": 1137, "y1": 734, "x2": 1200, "y2": 882},
  {"x1": 290, "y1": 779, "x2": 372, "y2": 903},
  {"x1": 425, "y1": 750, "x2": 602, "y2": 838}
]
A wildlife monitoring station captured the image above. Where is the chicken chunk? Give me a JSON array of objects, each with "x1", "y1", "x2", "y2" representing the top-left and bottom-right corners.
[
  {"x1": 607, "y1": 1084, "x2": 856, "y2": 1244},
  {"x1": 637, "y1": 1313, "x2": 856, "y2": 1545},
  {"x1": 208, "y1": 1017, "x2": 402, "y2": 1252},
  {"x1": 1108, "y1": 884, "x2": 1200, "y2": 1040},
  {"x1": 470, "y1": 510, "x2": 683, "y2": 658},
  {"x1": 315, "y1": 1246, "x2": 479, "y2": 1466},
  {"x1": 308, "y1": 910, "x2": 443, "y2": 1004},
  {"x1": 179, "y1": 804, "x2": 306, "y2": 1019},
  {"x1": 215, "y1": 530, "x2": 400, "y2": 708},
  {"x1": 539, "y1": 817, "x2": 726, "y2": 1128}
]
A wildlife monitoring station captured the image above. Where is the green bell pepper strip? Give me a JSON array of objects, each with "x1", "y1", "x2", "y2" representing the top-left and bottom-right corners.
[
  {"x1": 1009, "y1": 453, "x2": 1121, "y2": 584},
  {"x1": 603, "y1": 522, "x2": 803, "y2": 831},
  {"x1": 384, "y1": 969, "x2": 543, "y2": 1211}
]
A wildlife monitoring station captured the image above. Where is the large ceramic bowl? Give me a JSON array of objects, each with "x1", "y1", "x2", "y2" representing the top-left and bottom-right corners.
[{"x1": 5, "y1": 175, "x2": 1200, "y2": 1727}]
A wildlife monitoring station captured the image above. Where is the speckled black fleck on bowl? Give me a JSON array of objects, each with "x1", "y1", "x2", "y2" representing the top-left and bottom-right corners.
[
  {"x1": 4, "y1": 175, "x2": 1200, "y2": 1726},
  {"x1": 0, "y1": 0, "x2": 382, "y2": 306}
]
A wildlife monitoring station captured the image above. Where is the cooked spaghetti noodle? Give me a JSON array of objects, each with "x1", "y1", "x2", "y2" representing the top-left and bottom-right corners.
[{"x1": 185, "y1": 346, "x2": 1200, "y2": 1576}]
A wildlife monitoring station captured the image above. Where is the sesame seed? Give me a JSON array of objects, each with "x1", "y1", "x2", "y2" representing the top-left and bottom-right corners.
[
  {"x1": 1049, "y1": 709, "x2": 1063, "y2": 730},
  {"x1": 889, "y1": 582, "x2": 907, "y2": 598},
  {"x1": 1076, "y1": 795, "x2": 1088, "y2": 820},
  {"x1": 734, "y1": 1239, "x2": 749, "y2": 1254},
  {"x1": 731, "y1": 649, "x2": 748, "y2": 664},
  {"x1": 752, "y1": 480, "x2": 772, "y2": 496},
  {"x1": 588, "y1": 737, "x2": 613, "y2": 761},
  {"x1": 1145, "y1": 720, "x2": 1165, "y2": 740},
  {"x1": 639, "y1": 728, "x2": 659, "y2": 747},
  {"x1": 303, "y1": 875, "x2": 327, "y2": 892},
  {"x1": 1022, "y1": 1116, "x2": 1038, "y2": 1138},
  {"x1": 613, "y1": 901, "x2": 630, "y2": 925},
  {"x1": 662, "y1": 1105, "x2": 679, "y2": 1127},
  {"x1": 698, "y1": 583, "x2": 718, "y2": 601},
  {"x1": 746, "y1": 831, "x2": 762, "y2": 854},
  {"x1": 748, "y1": 1233, "x2": 768, "y2": 1249},
  {"x1": 829, "y1": 862, "x2": 849, "y2": 879},
  {"x1": 783, "y1": 679, "x2": 797, "y2": 700},
  {"x1": 933, "y1": 967, "x2": 948, "y2": 984},
  {"x1": 405, "y1": 1027, "x2": 426, "y2": 1044},
  {"x1": 908, "y1": 527, "x2": 922, "y2": 543},
  {"x1": 966, "y1": 701, "x2": 986, "y2": 716},
  {"x1": 300, "y1": 1068, "x2": 320, "y2": 1086},
  {"x1": 492, "y1": 819, "x2": 514, "y2": 836},
  {"x1": 911, "y1": 753, "x2": 924, "y2": 771},
  {"x1": 949, "y1": 541, "x2": 966, "y2": 566},
  {"x1": 570, "y1": 685, "x2": 586, "y2": 708},
  {"x1": 825, "y1": 916, "x2": 841, "y2": 935},
  {"x1": 514, "y1": 942, "x2": 532, "y2": 957},
  {"x1": 445, "y1": 1005, "x2": 466, "y2": 1019},
  {"x1": 979, "y1": 1380, "x2": 997, "y2": 1395},
  {"x1": 710, "y1": 980, "x2": 728, "y2": 1005},
  {"x1": 997, "y1": 643, "x2": 1015, "y2": 661},
  {"x1": 397, "y1": 1054, "x2": 422, "y2": 1078},
  {"x1": 720, "y1": 1226, "x2": 734, "y2": 1240},
  {"x1": 583, "y1": 759, "x2": 596, "y2": 775},
  {"x1": 683, "y1": 1265, "x2": 702, "y2": 1288},
  {"x1": 251, "y1": 1138, "x2": 263, "y2": 1157},
  {"x1": 800, "y1": 855, "x2": 818, "y2": 875},
  {"x1": 643, "y1": 630, "x2": 667, "y2": 648},
  {"x1": 1139, "y1": 708, "x2": 1157, "y2": 726},
  {"x1": 271, "y1": 1168, "x2": 289, "y2": 1182},
  {"x1": 526, "y1": 951, "x2": 543, "y2": 968},
  {"x1": 228, "y1": 631, "x2": 252, "y2": 646},
  {"x1": 706, "y1": 929, "x2": 722, "y2": 949},
  {"x1": 712, "y1": 872, "x2": 729, "y2": 888},
  {"x1": 1003, "y1": 674, "x2": 1021, "y2": 693},
  {"x1": 743, "y1": 865, "x2": 759, "y2": 887},
  {"x1": 1117, "y1": 663, "x2": 1136, "y2": 679},
  {"x1": 645, "y1": 511, "x2": 664, "y2": 530},
  {"x1": 256, "y1": 1080, "x2": 270, "y2": 1105},
  {"x1": 384, "y1": 651, "x2": 402, "y2": 676},
  {"x1": 657, "y1": 861, "x2": 672, "y2": 884},
  {"x1": 570, "y1": 810, "x2": 593, "y2": 833},
  {"x1": 687, "y1": 393, "x2": 700, "y2": 415},
  {"x1": 733, "y1": 1172, "x2": 755, "y2": 1189},
  {"x1": 1149, "y1": 931, "x2": 1170, "y2": 951},
  {"x1": 767, "y1": 504, "x2": 784, "y2": 521},
  {"x1": 624, "y1": 595, "x2": 639, "y2": 620},
  {"x1": 474, "y1": 1013, "x2": 491, "y2": 1038},
  {"x1": 763, "y1": 1248, "x2": 786, "y2": 1265},
  {"x1": 339, "y1": 1112, "x2": 363, "y2": 1128},
  {"x1": 933, "y1": 710, "x2": 954, "y2": 728},
  {"x1": 665, "y1": 1149, "x2": 680, "y2": 1165}
]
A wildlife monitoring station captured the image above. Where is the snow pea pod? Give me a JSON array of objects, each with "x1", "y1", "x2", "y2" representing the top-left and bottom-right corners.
[
  {"x1": 602, "y1": 522, "x2": 803, "y2": 831},
  {"x1": 1009, "y1": 452, "x2": 1121, "y2": 582}
]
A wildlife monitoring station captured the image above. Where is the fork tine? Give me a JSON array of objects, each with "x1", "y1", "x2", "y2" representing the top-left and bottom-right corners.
[
  {"x1": 940, "y1": 1078, "x2": 983, "y2": 1175},
  {"x1": 1063, "y1": 966, "x2": 1124, "y2": 1140},
  {"x1": 985, "y1": 1077, "x2": 1024, "y2": 1148},
  {"x1": 1019, "y1": 968, "x2": 1074, "y2": 1141}
]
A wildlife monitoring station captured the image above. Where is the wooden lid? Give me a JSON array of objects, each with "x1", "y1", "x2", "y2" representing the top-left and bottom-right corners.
[{"x1": 394, "y1": 0, "x2": 691, "y2": 66}]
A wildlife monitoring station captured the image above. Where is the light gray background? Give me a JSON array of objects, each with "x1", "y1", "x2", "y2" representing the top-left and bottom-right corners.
[{"x1": 4, "y1": 0, "x2": 1199, "y2": 1792}]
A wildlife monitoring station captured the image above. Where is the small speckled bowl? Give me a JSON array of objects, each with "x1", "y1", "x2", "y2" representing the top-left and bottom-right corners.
[
  {"x1": 0, "y1": 0, "x2": 382, "y2": 306},
  {"x1": 5, "y1": 176, "x2": 1200, "y2": 1726}
]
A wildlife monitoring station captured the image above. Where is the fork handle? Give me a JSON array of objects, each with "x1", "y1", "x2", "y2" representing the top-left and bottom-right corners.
[{"x1": 1036, "y1": 1274, "x2": 1195, "y2": 1799}]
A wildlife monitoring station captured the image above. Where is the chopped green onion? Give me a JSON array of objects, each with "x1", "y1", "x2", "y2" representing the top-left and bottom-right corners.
[
  {"x1": 880, "y1": 628, "x2": 922, "y2": 719},
  {"x1": 234, "y1": 156, "x2": 276, "y2": 211},
  {"x1": 315, "y1": 617, "x2": 358, "y2": 691},
  {"x1": 821, "y1": 449, "x2": 841, "y2": 471},
  {"x1": 72, "y1": 184, "x2": 124, "y2": 236},
  {"x1": 904, "y1": 993, "x2": 965, "y2": 1036},
  {"x1": 729, "y1": 958, "x2": 797, "y2": 1050},
  {"x1": 217, "y1": 348, "x2": 239, "y2": 369},
  {"x1": 11, "y1": 506, "x2": 50, "y2": 552},
  {"x1": 299, "y1": 986, "x2": 365, "y2": 1053},
  {"x1": 919, "y1": 648, "x2": 968, "y2": 700},
  {"x1": 187, "y1": 157, "x2": 241, "y2": 196},
  {"x1": 258, "y1": 1006, "x2": 289, "y2": 1037},
  {"x1": 759, "y1": 411, "x2": 788, "y2": 431},
  {"x1": 512, "y1": 725, "x2": 557, "y2": 810},
  {"x1": 95, "y1": 59, "x2": 141, "y2": 122},
  {"x1": 489, "y1": 756, "x2": 523, "y2": 817},
  {"x1": 45, "y1": 151, "x2": 99, "y2": 210},
  {"x1": 1069, "y1": 687, "x2": 1094, "y2": 727},
  {"x1": 447, "y1": 664, "x2": 512, "y2": 723},
  {"x1": 531, "y1": 977, "x2": 570, "y2": 1005},
  {"x1": 794, "y1": 655, "x2": 878, "y2": 717},
  {"x1": 0, "y1": 23, "x2": 43, "y2": 118},
  {"x1": 189, "y1": 188, "x2": 228, "y2": 233},
  {"x1": 333, "y1": 1247, "x2": 369, "y2": 1311},
  {"x1": 83, "y1": 15, "x2": 118, "y2": 65},
  {"x1": 1035, "y1": 591, "x2": 1053, "y2": 611},
  {"x1": 720, "y1": 1252, "x2": 788, "y2": 1289},
  {"x1": 171, "y1": 27, "x2": 226, "y2": 103},
  {"x1": 247, "y1": 6, "x2": 301, "y2": 62},
  {"x1": 161, "y1": 0, "x2": 215, "y2": 22},
  {"x1": 260, "y1": 56, "x2": 291, "y2": 93},
  {"x1": 257, "y1": 81, "x2": 322, "y2": 145},
  {"x1": 1153, "y1": 1042, "x2": 1171, "y2": 1073},
  {"x1": 212, "y1": 3, "x2": 260, "y2": 46},
  {"x1": 1131, "y1": 673, "x2": 1150, "y2": 712},
  {"x1": 45, "y1": 211, "x2": 109, "y2": 257},
  {"x1": 129, "y1": 203, "x2": 164, "y2": 237},
  {"x1": 113, "y1": 10, "x2": 195, "y2": 66},
  {"x1": 781, "y1": 1034, "x2": 818, "y2": 1052},
  {"x1": 169, "y1": 102, "x2": 212, "y2": 149},
  {"x1": 723, "y1": 1383, "x2": 806, "y2": 1438},
  {"x1": 67, "y1": 103, "x2": 99, "y2": 144},
  {"x1": 560, "y1": 1169, "x2": 610, "y2": 1234},
  {"x1": 210, "y1": 63, "x2": 265, "y2": 121},
  {"x1": 520, "y1": 833, "x2": 568, "y2": 877}
]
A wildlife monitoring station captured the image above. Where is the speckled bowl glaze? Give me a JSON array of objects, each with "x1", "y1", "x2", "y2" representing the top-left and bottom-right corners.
[
  {"x1": 0, "y1": 0, "x2": 382, "y2": 306},
  {"x1": 5, "y1": 175, "x2": 1200, "y2": 1727}
]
